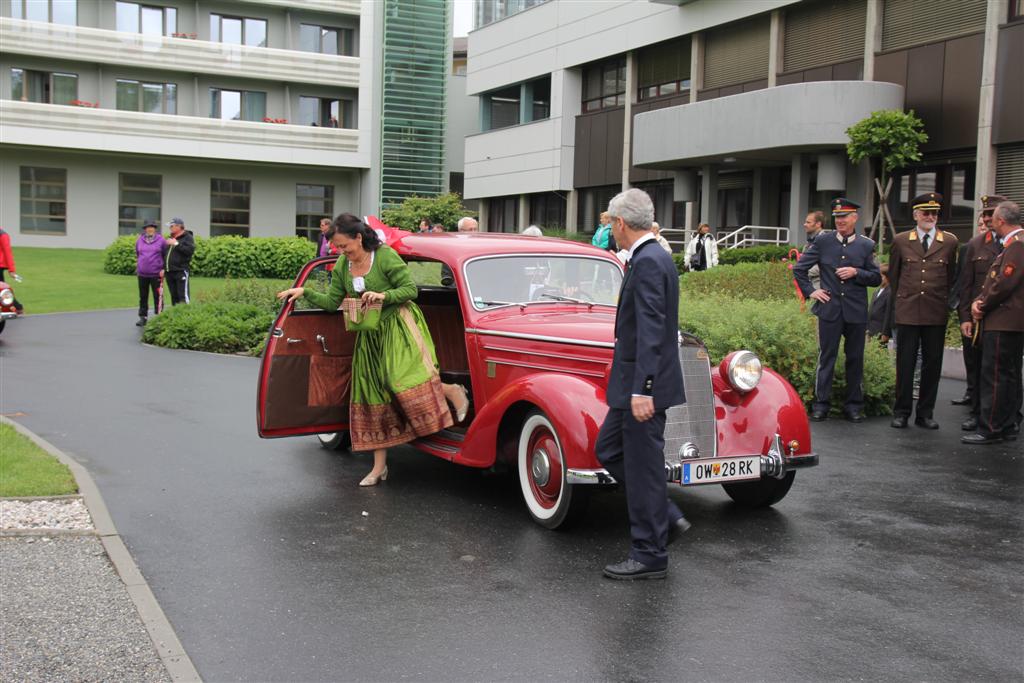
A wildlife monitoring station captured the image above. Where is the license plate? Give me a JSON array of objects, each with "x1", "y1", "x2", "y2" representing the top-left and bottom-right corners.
[{"x1": 681, "y1": 456, "x2": 761, "y2": 485}]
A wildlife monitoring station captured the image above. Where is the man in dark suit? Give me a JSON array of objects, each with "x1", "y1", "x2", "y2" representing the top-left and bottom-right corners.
[
  {"x1": 955, "y1": 195, "x2": 1005, "y2": 426},
  {"x1": 963, "y1": 201, "x2": 1024, "y2": 445},
  {"x1": 793, "y1": 198, "x2": 882, "y2": 422},
  {"x1": 884, "y1": 192, "x2": 959, "y2": 429},
  {"x1": 867, "y1": 263, "x2": 891, "y2": 339},
  {"x1": 597, "y1": 188, "x2": 686, "y2": 581}
]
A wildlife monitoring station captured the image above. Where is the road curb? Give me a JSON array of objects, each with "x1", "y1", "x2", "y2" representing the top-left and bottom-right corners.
[{"x1": 2, "y1": 416, "x2": 202, "y2": 683}]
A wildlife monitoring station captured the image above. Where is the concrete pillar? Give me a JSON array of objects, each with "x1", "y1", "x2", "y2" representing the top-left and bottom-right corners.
[
  {"x1": 518, "y1": 193, "x2": 529, "y2": 231},
  {"x1": 816, "y1": 153, "x2": 846, "y2": 191},
  {"x1": 789, "y1": 154, "x2": 810, "y2": 246},
  {"x1": 864, "y1": 0, "x2": 882, "y2": 81},
  {"x1": 673, "y1": 170, "x2": 698, "y2": 202},
  {"x1": 583, "y1": 190, "x2": 596, "y2": 232},
  {"x1": 700, "y1": 165, "x2": 718, "y2": 228},
  {"x1": 622, "y1": 50, "x2": 636, "y2": 190},
  {"x1": 975, "y1": 0, "x2": 1007, "y2": 203},
  {"x1": 768, "y1": 10, "x2": 782, "y2": 87},
  {"x1": 846, "y1": 158, "x2": 873, "y2": 236},
  {"x1": 478, "y1": 200, "x2": 489, "y2": 232},
  {"x1": 690, "y1": 34, "x2": 704, "y2": 103},
  {"x1": 565, "y1": 189, "x2": 578, "y2": 233}
]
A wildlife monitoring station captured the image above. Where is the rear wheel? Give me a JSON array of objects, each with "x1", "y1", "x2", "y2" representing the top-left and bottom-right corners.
[
  {"x1": 317, "y1": 432, "x2": 350, "y2": 451},
  {"x1": 722, "y1": 471, "x2": 795, "y2": 507},
  {"x1": 517, "y1": 410, "x2": 589, "y2": 529}
]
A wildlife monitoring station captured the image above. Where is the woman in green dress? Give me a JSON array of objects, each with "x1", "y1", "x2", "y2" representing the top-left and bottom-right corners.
[{"x1": 277, "y1": 214, "x2": 469, "y2": 486}]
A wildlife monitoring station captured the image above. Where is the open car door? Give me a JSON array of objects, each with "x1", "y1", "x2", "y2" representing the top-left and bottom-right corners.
[{"x1": 257, "y1": 257, "x2": 355, "y2": 438}]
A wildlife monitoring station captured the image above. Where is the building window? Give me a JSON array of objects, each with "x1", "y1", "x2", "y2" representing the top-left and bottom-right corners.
[
  {"x1": 483, "y1": 85, "x2": 520, "y2": 130},
  {"x1": 11, "y1": 0, "x2": 76, "y2": 24},
  {"x1": 210, "y1": 89, "x2": 266, "y2": 121},
  {"x1": 295, "y1": 184, "x2": 333, "y2": 242},
  {"x1": 297, "y1": 96, "x2": 352, "y2": 128},
  {"x1": 528, "y1": 192, "x2": 565, "y2": 230},
  {"x1": 298, "y1": 23, "x2": 355, "y2": 56},
  {"x1": 577, "y1": 184, "x2": 621, "y2": 232},
  {"x1": 20, "y1": 166, "x2": 67, "y2": 234},
  {"x1": 210, "y1": 179, "x2": 251, "y2": 237},
  {"x1": 118, "y1": 173, "x2": 161, "y2": 236},
  {"x1": 530, "y1": 76, "x2": 550, "y2": 121},
  {"x1": 637, "y1": 37, "x2": 691, "y2": 102},
  {"x1": 116, "y1": 80, "x2": 177, "y2": 114},
  {"x1": 474, "y1": 0, "x2": 548, "y2": 29},
  {"x1": 115, "y1": 2, "x2": 176, "y2": 36},
  {"x1": 1011, "y1": 0, "x2": 1023, "y2": 20},
  {"x1": 10, "y1": 68, "x2": 77, "y2": 105},
  {"x1": 889, "y1": 161, "x2": 976, "y2": 227},
  {"x1": 487, "y1": 195, "x2": 519, "y2": 233},
  {"x1": 210, "y1": 14, "x2": 267, "y2": 47},
  {"x1": 582, "y1": 57, "x2": 626, "y2": 112}
]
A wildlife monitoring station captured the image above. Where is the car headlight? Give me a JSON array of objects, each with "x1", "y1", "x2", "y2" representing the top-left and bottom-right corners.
[
  {"x1": 720, "y1": 350, "x2": 763, "y2": 393},
  {"x1": 0, "y1": 288, "x2": 13, "y2": 306}
]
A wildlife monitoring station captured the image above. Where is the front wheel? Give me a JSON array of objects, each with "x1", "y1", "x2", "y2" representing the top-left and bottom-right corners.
[
  {"x1": 316, "y1": 432, "x2": 350, "y2": 452},
  {"x1": 722, "y1": 471, "x2": 795, "y2": 507},
  {"x1": 517, "y1": 410, "x2": 589, "y2": 529}
]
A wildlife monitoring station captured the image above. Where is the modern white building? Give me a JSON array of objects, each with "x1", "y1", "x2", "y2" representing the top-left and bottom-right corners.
[
  {"x1": 0, "y1": 0, "x2": 450, "y2": 248},
  {"x1": 464, "y1": 0, "x2": 1024, "y2": 245}
]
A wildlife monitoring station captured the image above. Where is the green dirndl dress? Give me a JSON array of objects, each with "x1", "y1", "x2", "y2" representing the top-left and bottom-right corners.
[{"x1": 303, "y1": 245, "x2": 453, "y2": 450}]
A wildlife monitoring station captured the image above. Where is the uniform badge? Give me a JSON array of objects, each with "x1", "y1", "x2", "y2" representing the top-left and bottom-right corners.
[{"x1": 1005, "y1": 264, "x2": 1015, "y2": 277}]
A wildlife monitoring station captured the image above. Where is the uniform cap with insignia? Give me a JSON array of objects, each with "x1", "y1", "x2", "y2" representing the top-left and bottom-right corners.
[
  {"x1": 831, "y1": 197, "x2": 860, "y2": 216},
  {"x1": 912, "y1": 192, "x2": 943, "y2": 211},
  {"x1": 980, "y1": 194, "x2": 1008, "y2": 211}
]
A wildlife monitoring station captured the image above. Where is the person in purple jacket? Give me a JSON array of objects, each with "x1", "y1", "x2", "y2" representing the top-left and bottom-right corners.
[
  {"x1": 316, "y1": 217, "x2": 333, "y2": 257},
  {"x1": 135, "y1": 220, "x2": 167, "y2": 327}
]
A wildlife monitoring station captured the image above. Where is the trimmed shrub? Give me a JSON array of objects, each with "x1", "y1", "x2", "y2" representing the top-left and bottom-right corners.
[
  {"x1": 104, "y1": 236, "x2": 139, "y2": 275},
  {"x1": 681, "y1": 261, "x2": 799, "y2": 302},
  {"x1": 379, "y1": 192, "x2": 474, "y2": 231},
  {"x1": 104, "y1": 235, "x2": 316, "y2": 278},
  {"x1": 142, "y1": 301, "x2": 274, "y2": 356},
  {"x1": 717, "y1": 244, "x2": 796, "y2": 265},
  {"x1": 680, "y1": 295, "x2": 894, "y2": 416}
]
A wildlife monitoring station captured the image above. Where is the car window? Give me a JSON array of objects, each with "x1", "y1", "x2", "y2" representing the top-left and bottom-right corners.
[
  {"x1": 465, "y1": 256, "x2": 621, "y2": 309},
  {"x1": 293, "y1": 261, "x2": 334, "y2": 311}
]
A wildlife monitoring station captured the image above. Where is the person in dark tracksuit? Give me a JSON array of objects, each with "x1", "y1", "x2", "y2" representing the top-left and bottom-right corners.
[
  {"x1": 164, "y1": 217, "x2": 195, "y2": 305},
  {"x1": 884, "y1": 192, "x2": 959, "y2": 430},
  {"x1": 597, "y1": 188, "x2": 687, "y2": 581},
  {"x1": 963, "y1": 201, "x2": 1024, "y2": 445},
  {"x1": 793, "y1": 198, "x2": 881, "y2": 423},
  {"x1": 954, "y1": 195, "x2": 1005, "y2": 431}
]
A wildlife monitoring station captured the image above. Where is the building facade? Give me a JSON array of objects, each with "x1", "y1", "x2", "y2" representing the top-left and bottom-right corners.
[
  {"x1": 464, "y1": 0, "x2": 1024, "y2": 244},
  {"x1": 0, "y1": 0, "x2": 449, "y2": 248}
]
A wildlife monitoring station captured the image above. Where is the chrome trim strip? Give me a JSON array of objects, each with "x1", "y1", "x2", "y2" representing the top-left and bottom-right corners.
[
  {"x1": 466, "y1": 328, "x2": 615, "y2": 349},
  {"x1": 566, "y1": 468, "x2": 618, "y2": 485},
  {"x1": 481, "y1": 344, "x2": 609, "y2": 366},
  {"x1": 0, "y1": 312, "x2": 17, "y2": 320},
  {"x1": 487, "y1": 358, "x2": 605, "y2": 378}
]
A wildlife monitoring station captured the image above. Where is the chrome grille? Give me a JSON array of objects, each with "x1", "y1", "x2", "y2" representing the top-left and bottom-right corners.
[{"x1": 664, "y1": 342, "x2": 717, "y2": 461}]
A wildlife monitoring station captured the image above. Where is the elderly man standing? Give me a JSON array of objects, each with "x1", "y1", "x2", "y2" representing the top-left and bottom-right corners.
[
  {"x1": 884, "y1": 192, "x2": 959, "y2": 429},
  {"x1": 596, "y1": 188, "x2": 687, "y2": 581},
  {"x1": 963, "y1": 201, "x2": 1024, "y2": 445},
  {"x1": 457, "y1": 216, "x2": 479, "y2": 232},
  {"x1": 793, "y1": 198, "x2": 881, "y2": 422}
]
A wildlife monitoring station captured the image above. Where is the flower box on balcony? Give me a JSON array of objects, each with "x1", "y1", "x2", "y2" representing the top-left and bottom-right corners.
[
  {"x1": 262, "y1": 117, "x2": 289, "y2": 124},
  {"x1": 70, "y1": 100, "x2": 99, "y2": 108},
  {"x1": 172, "y1": 32, "x2": 198, "y2": 39}
]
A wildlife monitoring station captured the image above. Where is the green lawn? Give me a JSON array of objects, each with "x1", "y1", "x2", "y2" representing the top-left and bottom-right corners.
[
  {"x1": 11, "y1": 247, "x2": 291, "y2": 314},
  {"x1": 0, "y1": 423, "x2": 78, "y2": 497}
]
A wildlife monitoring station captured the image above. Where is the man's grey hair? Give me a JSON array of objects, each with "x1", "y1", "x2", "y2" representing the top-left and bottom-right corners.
[
  {"x1": 522, "y1": 225, "x2": 543, "y2": 237},
  {"x1": 994, "y1": 200, "x2": 1021, "y2": 226},
  {"x1": 457, "y1": 216, "x2": 478, "y2": 230},
  {"x1": 608, "y1": 188, "x2": 655, "y2": 231}
]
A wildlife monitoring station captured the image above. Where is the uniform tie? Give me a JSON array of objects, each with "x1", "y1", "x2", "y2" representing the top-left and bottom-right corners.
[
  {"x1": 921, "y1": 233, "x2": 930, "y2": 252},
  {"x1": 841, "y1": 235, "x2": 850, "y2": 246}
]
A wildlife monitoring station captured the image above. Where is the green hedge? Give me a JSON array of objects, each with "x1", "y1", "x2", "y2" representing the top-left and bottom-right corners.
[
  {"x1": 681, "y1": 295, "x2": 894, "y2": 416},
  {"x1": 141, "y1": 300, "x2": 274, "y2": 356},
  {"x1": 104, "y1": 235, "x2": 316, "y2": 279},
  {"x1": 681, "y1": 261, "x2": 798, "y2": 302},
  {"x1": 718, "y1": 244, "x2": 797, "y2": 265}
]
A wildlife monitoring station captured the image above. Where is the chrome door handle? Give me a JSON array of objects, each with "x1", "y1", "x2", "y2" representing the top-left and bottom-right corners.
[
  {"x1": 286, "y1": 338, "x2": 303, "y2": 344},
  {"x1": 316, "y1": 334, "x2": 329, "y2": 354}
]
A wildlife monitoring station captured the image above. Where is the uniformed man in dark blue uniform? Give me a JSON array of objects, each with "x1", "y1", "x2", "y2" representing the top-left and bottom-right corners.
[{"x1": 793, "y1": 198, "x2": 882, "y2": 422}]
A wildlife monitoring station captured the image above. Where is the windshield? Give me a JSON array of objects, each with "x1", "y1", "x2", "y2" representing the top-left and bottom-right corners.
[{"x1": 465, "y1": 255, "x2": 622, "y2": 310}]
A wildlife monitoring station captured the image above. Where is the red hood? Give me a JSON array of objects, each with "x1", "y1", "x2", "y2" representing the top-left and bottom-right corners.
[{"x1": 474, "y1": 305, "x2": 616, "y2": 346}]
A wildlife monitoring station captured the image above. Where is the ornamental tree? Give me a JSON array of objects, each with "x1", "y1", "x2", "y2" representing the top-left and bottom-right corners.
[{"x1": 379, "y1": 192, "x2": 476, "y2": 232}]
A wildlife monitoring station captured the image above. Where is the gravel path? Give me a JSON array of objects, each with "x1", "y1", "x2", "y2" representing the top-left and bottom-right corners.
[
  {"x1": 1, "y1": 498, "x2": 93, "y2": 531},
  {"x1": 0, "y1": 535, "x2": 172, "y2": 682}
]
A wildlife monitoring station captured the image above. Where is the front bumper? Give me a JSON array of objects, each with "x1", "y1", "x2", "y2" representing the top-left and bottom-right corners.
[
  {"x1": 0, "y1": 311, "x2": 17, "y2": 320},
  {"x1": 567, "y1": 434, "x2": 818, "y2": 486}
]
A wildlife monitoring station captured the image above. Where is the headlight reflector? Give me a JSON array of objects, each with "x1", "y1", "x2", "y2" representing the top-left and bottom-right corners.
[
  {"x1": 722, "y1": 350, "x2": 763, "y2": 393},
  {"x1": 0, "y1": 288, "x2": 13, "y2": 306}
]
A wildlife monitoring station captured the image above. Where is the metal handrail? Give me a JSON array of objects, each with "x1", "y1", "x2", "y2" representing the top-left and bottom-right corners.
[{"x1": 715, "y1": 225, "x2": 789, "y2": 249}]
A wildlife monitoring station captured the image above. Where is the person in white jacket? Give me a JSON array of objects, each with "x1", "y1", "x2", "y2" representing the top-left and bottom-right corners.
[{"x1": 685, "y1": 223, "x2": 719, "y2": 271}]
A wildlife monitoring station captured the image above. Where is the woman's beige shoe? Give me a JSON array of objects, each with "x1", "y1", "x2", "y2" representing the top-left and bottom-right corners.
[
  {"x1": 450, "y1": 385, "x2": 470, "y2": 423},
  {"x1": 359, "y1": 467, "x2": 388, "y2": 487}
]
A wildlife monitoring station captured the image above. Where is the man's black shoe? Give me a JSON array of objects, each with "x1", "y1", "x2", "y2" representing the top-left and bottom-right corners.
[
  {"x1": 810, "y1": 409, "x2": 828, "y2": 422},
  {"x1": 915, "y1": 417, "x2": 939, "y2": 430},
  {"x1": 135, "y1": 316, "x2": 147, "y2": 327},
  {"x1": 845, "y1": 411, "x2": 866, "y2": 423},
  {"x1": 951, "y1": 394, "x2": 972, "y2": 406},
  {"x1": 961, "y1": 433, "x2": 1003, "y2": 445},
  {"x1": 603, "y1": 558, "x2": 667, "y2": 580},
  {"x1": 667, "y1": 516, "x2": 692, "y2": 545},
  {"x1": 891, "y1": 416, "x2": 908, "y2": 429},
  {"x1": 961, "y1": 416, "x2": 978, "y2": 431}
]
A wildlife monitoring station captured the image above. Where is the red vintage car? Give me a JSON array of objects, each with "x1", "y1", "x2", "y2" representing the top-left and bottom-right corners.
[
  {"x1": 256, "y1": 233, "x2": 818, "y2": 528},
  {"x1": 0, "y1": 280, "x2": 17, "y2": 335}
]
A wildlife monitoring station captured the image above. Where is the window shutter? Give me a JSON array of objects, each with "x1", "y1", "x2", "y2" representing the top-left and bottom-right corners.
[
  {"x1": 996, "y1": 143, "x2": 1024, "y2": 205},
  {"x1": 882, "y1": 0, "x2": 987, "y2": 52},
  {"x1": 783, "y1": 0, "x2": 866, "y2": 73},
  {"x1": 703, "y1": 15, "x2": 770, "y2": 89}
]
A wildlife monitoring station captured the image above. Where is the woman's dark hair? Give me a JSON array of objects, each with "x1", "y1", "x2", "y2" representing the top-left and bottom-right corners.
[{"x1": 330, "y1": 213, "x2": 382, "y2": 251}]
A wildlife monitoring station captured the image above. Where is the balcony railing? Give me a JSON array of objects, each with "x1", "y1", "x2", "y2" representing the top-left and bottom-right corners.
[
  {"x1": 0, "y1": 100, "x2": 366, "y2": 168},
  {"x1": 247, "y1": 0, "x2": 360, "y2": 14},
  {"x1": 0, "y1": 18, "x2": 359, "y2": 88}
]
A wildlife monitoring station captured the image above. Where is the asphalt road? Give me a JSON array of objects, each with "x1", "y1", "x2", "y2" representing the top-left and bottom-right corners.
[{"x1": 3, "y1": 310, "x2": 1022, "y2": 682}]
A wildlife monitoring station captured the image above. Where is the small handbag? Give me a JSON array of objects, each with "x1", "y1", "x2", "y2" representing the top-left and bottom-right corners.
[{"x1": 340, "y1": 297, "x2": 382, "y2": 332}]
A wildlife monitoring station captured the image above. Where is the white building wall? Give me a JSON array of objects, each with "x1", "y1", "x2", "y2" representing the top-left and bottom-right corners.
[{"x1": 445, "y1": 73, "x2": 477, "y2": 179}]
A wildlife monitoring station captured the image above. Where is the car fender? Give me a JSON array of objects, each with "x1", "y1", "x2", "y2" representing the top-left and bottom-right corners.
[
  {"x1": 712, "y1": 368, "x2": 812, "y2": 457},
  {"x1": 458, "y1": 374, "x2": 608, "y2": 470}
]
